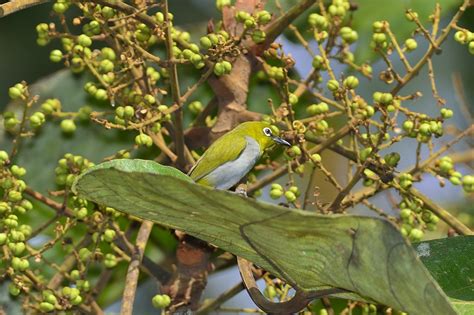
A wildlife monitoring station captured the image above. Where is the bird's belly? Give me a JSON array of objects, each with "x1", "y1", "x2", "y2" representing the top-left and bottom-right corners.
[{"x1": 204, "y1": 137, "x2": 260, "y2": 190}]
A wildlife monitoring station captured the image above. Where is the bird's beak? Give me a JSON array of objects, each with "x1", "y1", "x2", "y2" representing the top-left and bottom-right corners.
[{"x1": 271, "y1": 136, "x2": 291, "y2": 146}]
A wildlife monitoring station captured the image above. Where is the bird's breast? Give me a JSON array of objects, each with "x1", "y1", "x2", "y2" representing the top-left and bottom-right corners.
[{"x1": 204, "y1": 136, "x2": 261, "y2": 190}]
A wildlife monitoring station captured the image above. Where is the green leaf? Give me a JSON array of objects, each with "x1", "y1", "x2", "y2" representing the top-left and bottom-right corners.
[
  {"x1": 73, "y1": 159, "x2": 456, "y2": 315},
  {"x1": 415, "y1": 236, "x2": 474, "y2": 301}
]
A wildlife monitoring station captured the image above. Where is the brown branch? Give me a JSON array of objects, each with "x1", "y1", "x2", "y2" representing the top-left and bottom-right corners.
[
  {"x1": 237, "y1": 257, "x2": 346, "y2": 313},
  {"x1": 0, "y1": 0, "x2": 49, "y2": 18},
  {"x1": 163, "y1": 0, "x2": 186, "y2": 170},
  {"x1": 409, "y1": 188, "x2": 473, "y2": 235},
  {"x1": 120, "y1": 221, "x2": 154, "y2": 315}
]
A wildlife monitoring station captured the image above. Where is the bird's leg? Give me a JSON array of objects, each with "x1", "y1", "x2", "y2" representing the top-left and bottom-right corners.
[{"x1": 235, "y1": 183, "x2": 248, "y2": 197}]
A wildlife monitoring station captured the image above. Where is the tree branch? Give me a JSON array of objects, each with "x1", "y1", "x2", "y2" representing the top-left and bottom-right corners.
[
  {"x1": 120, "y1": 221, "x2": 154, "y2": 315},
  {"x1": 0, "y1": 0, "x2": 49, "y2": 18}
]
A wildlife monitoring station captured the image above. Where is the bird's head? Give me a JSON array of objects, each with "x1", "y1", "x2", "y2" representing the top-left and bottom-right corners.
[{"x1": 233, "y1": 121, "x2": 291, "y2": 151}]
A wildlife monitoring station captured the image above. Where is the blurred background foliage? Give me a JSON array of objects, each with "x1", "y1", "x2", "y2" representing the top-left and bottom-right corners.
[{"x1": 0, "y1": 0, "x2": 473, "y2": 313}]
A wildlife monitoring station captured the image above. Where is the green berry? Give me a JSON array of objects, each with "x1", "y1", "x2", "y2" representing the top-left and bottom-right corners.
[
  {"x1": 60, "y1": 119, "x2": 76, "y2": 134},
  {"x1": 77, "y1": 34, "x2": 92, "y2": 47},
  {"x1": 101, "y1": 47, "x2": 116, "y2": 61},
  {"x1": 409, "y1": 228, "x2": 424, "y2": 241},
  {"x1": 104, "y1": 253, "x2": 118, "y2": 268},
  {"x1": 405, "y1": 38, "x2": 417, "y2": 51},
  {"x1": 0, "y1": 150, "x2": 9, "y2": 162},
  {"x1": 50, "y1": 49, "x2": 63, "y2": 63},
  {"x1": 469, "y1": 41, "x2": 474, "y2": 55},
  {"x1": 103, "y1": 229, "x2": 116, "y2": 242},
  {"x1": 251, "y1": 30, "x2": 266, "y2": 44},
  {"x1": 11, "y1": 165, "x2": 26, "y2": 177},
  {"x1": 308, "y1": 13, "x2": 328, "y2": 29},
  {"x1": 400, "y1": 208, "x2": 412, "y2": 219},
  {"x1": 454, "y1": 31, "x2": 469, "y2": 44},
  {"x1": 200, "y1": 36, "x2": 212, "y2": 49},
  {"x1": 270, "y1": 189, "x2": 283, "y2": 199},
  {"x1": 379, "y1": 93, "x2": 393, "y2": 105},
  {"x1": 402, "y1": 120, "x2": 414, "y2": 132},
  {"x1": 284, "y1": 190, "x2": 297, "y2": 202},
  {"x1": 462, "y1": 175, "x2": 474, "y2": 193},
  {"x1": 78, "y1": 248, "x2": 91, "y2": 262},
  {"x1": 152, "y1": 294, "x2": 171, "y2": 309},
  {"x1": 8, "y1": 190, "x2": 22, "y2": 202},
  {"x1": 288, "y1": 93, "x2": 298, "y2": 105},
  {"x1": 95, "y1": 89, "x2": 108, "y2": 101},
  {"x1": 343, "y1": 76, "x2": 359, "y2": 89},
  {"x1": 213, "y1": 62, "x2": 226, "y2": 76},
  {"x1": 99, "y1": 59, "x2": 114, "y2": 73},
  {"x1": 312, "y1": 55, "x2": 325, "y2": 70},
  {"x1": 189, "y1": 101, "x2": 203, "y2": 114},
  {"x1": 123, "y1": 106, "x2": 135, "y2": 119},
  {"x1": 327, "y1": 79, "x2": 339, "y2": 92},
  {"x1": 373, "y1": 32, "x2": 387, "y2": 44},
  {"x1": 135, "y1": 134, "x2": 153, "y2": 147},
  {"x1": 9, "y1": 283, "x2": 21, "y2": 296},
  {"x1": 8, "y1": 86, "x2": 23, "y2": 100},
  {"x1": 440, "y1": 108, "x2": 453, "y2": 119},
  {"x1": 222, "y1": 61, "x2": 232, "y2": 73},
  {"x1": 372, "y1": 21, "x2": 384, "y2": 32},
  {"x1": 257, "y1": 10, "x2": 272, "y2": 24},
  {"x1": 384, "y1": 152, "x2": 400, "y2": 167}
]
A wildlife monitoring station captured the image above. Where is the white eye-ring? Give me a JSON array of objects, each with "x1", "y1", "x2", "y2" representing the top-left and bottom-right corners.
[{"x1": 263, "y1": 127, "x2": 272, "y2": 137}]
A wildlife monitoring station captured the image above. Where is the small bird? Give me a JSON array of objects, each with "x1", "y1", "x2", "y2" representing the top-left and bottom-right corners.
[{"x1": 189, "y1": 121, "x2": 290, "y2": 190}]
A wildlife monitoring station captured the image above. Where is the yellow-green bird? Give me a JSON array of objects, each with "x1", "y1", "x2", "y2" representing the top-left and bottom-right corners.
[{"x1": 189, "y1": 121, "x2": 290, "y2": 190}]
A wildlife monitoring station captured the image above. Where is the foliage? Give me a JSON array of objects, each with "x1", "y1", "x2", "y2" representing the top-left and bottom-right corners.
[{"x1": 0, "y1": 0, "x2": 473, "y2": 314}]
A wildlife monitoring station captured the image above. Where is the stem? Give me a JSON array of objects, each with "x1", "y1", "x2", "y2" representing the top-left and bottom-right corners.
[
  {"x1": 120, "y1": 221, "x2": 154, "y2": 315},
  {"x1": 163, "y1": 0, "x2": 186, "y2": 170},
  {"x1": 409, "y1": 188, "x2": 473, "y2": 235},
  {"x1": 391, "y1": 0, "x2": 471, "y2": 95}
]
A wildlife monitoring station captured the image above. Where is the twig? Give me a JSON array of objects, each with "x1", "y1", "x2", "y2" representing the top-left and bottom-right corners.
[
  {"x1": 392, "y1": 0, "x2": 471, "y2": 95},
  {"x1": 197, "y1": 281, "x2": 245, "y2": 314},
  {"x1": 0, "y1": 0, "x2": 49, "y2": 17},
  {"x1": 120, "y1": 221, "x2": 154, "y2": 315},
  {"x1": 237, "y1": 257, "x2": 346, "y2": 313},
  {"x1": 409, "y1": 188, "x2": 472, "y2": 235},
  {"x1": 163, "y1": 0, "x2": 186, "y2": 170}
]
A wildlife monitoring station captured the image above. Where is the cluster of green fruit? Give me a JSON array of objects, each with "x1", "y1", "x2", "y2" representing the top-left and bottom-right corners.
[
  {"x1": 235, "y1": 9, "x2": 272, "y2": 43},
  {"x1": 434, "y1": 156, "x2": 474, "y2": 193},
  {"x1": 454, "y1": 29, "x2": 474, "y2": 55},
  {"x1": 269, "y1": 183, "x2": 301, "y2": 203},
  {"x1": 401, "y1": 107, "x2": 454, "y2": 143},
  {"x1": 398, "y1": 196, "x2": 439, "y2": 241},
  {"x1": 55, "y1": 153, "x2": 95, "y2": 187},
  {"x1": 0, "y1": 153, "x2": 36, "y2": 298}
]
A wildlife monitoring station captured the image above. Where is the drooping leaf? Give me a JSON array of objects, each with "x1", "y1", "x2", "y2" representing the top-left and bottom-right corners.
[
  {"x1": 72, "y1": 159, "x2": 456, "y2": 315},
  {"x1": 415, "y1": 236, "x2": 474, "y2": 301}
]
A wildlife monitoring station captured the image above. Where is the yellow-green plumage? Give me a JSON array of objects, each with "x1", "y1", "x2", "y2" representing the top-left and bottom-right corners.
[{"x1": 188, "y1": 121, "x2": 289, "y2": 190}]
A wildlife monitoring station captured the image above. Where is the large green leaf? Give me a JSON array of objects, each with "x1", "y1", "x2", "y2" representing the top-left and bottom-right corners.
[
  {"x1": 72, "y1": 159, "x2": 456, "y2": 314},
  {"x1": 416, "y1": 236, "x2": 474, "y2": 301}
]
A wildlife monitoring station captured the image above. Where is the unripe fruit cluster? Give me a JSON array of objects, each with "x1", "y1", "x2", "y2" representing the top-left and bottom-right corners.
[
  {"x1": 269, "y1": 184, "x2": 300, "y2": 203},
  {"x1": 453, "y1": 29, "x2": 474, "y2": 55},
  {"x1": 55, "y1": 153, "x2": 94, "y2": 187}
]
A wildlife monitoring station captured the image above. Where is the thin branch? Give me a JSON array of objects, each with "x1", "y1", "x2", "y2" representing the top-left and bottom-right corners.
[
  {"x1": 391, "y1": 0, "x2": 471, "y2": 95},
  {"x1": 0, "y1": 0, "x2": 49, "y2": 18},
  {"x1": 163, "y1": 0, "x2": 186, "y2": 170},
  {"x1": 120, "y1": 221, "x2": 154, "y2": 315}
]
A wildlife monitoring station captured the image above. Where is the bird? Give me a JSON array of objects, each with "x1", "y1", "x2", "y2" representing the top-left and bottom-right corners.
[{"x1": 188, "y1": 121, "x2": 290, "y2": 190}]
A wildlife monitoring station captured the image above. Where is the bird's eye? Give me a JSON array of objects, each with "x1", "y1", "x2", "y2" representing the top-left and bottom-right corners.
[{"x1": 263, "y1": 127, "x2": 272, "y2": 137}]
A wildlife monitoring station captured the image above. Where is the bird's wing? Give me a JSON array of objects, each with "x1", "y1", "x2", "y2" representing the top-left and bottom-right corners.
[{"x1": 188, "y1": 134, "x2": 247, "y2": 184}]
